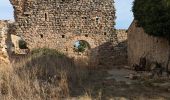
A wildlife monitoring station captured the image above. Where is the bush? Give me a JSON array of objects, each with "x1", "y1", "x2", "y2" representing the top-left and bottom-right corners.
[
  {"x1": 133, "y1": 0, "x2": 170, "y2": 40},
  {"x1": 0, "y1": 48, "x2": 89, "y2": 99}
]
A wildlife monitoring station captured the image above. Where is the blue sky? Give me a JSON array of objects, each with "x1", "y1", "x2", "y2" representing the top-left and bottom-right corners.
[
  {"x1": 0, "y1": 0, "x2": 134, "y2": 29},
  {"x1": 0, "y1": 1, "x2": 13, "y2": 20},
  {"x1": 115, "y1": 0, "x2": 134, "y2": 29}
]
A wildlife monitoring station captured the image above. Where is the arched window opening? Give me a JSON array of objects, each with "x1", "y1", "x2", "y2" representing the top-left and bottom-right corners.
[{"x1": 73, "y1": 40, "x2": 91, "y2": 53}]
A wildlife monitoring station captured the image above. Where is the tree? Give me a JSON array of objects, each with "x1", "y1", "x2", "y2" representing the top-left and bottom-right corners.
[
  {"x1": 133, "y1": 0, "x2": 170, "y2": 40},
  {"x1": 77, "y1": 41, "x2": 87, "y2": 52},
  {"x1": 133, "y1": 0, "x2": 170, "y2": 74},
  {"x1": 74, "y1": 40, "x2": 89, "y2": 53}
]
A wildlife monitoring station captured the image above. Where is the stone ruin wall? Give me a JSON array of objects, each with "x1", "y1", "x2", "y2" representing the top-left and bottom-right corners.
[
  {"x1": 0, "y1": 21, "x2": 9, "y2": 64},
  {"x1": 0, "y1": 20, "x2": 13, "y2": 64},
  {"x1": 112, "y1": 29, "x2": 128, "y2": 65},
  {"x1": 128, "y1": 21, "x2": 170, "y2": 68},
  {"x1": 10, "y1": 0, "x2": 116, "y2": 50},
  {"x1": 9, "y1": 0, "x2": 120, "y2": 67},
  {"x1": 116, "y1": 29, "x2": 127, "y2": 43}
]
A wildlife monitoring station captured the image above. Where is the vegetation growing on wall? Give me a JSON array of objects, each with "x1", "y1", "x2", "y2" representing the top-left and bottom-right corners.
[
  {"x1": 133, "y1": 0, "x2": 170, "y2": 40},
  {"x1": 74, "y1": 40, "x2": 90, "y2": 53}
]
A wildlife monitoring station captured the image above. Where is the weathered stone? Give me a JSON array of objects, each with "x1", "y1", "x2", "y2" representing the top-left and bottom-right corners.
[
  {"x1": 0, "y1": 0, "x2": 128, "y2": 67},
  {"x1": 128, "y1": 20, "x2": 170, "y2": 70},
  {"x1": 8, "y1": 0, "x2": 120, "y2": 67},
  {"x1": 116, "y1": 29, "x2": 127, "y2": 43}
]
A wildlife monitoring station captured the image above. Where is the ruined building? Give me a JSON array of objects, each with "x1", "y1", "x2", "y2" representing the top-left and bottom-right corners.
[
  {"x1": 0, "y1": 0, "x2": 128, "y2": 67},
  {"x1": 128, "y1": 20, "x2": 170, "y2": 68}
]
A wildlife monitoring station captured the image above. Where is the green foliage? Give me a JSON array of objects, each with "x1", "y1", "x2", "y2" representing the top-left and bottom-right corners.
[
  {"x1": 133, "y1": 0, "x2": 170, "y2": 40},
  {"x1": 77, "y1": 41, "x2": 87, "y2": 52},
  {"x1": 31, "y1": 48, "x2": 64, "y2": 57},
  {"x1": 19, "y1": 40, "x2": 28, "y2": 49},
  {"x1": 74, "y1": 40, "x2": 90, "y2": 53}
]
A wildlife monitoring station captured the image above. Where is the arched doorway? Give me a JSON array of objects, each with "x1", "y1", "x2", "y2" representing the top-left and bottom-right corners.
[
  {"x1": 64, "y1": 35, "x2": 98, "y2": 67},
  {"x1": 73, "y1": 40, "x2": 91, "y2": 56},
  {"x1": 72, "y1": 40, "x2": 92, "y2": 67}
]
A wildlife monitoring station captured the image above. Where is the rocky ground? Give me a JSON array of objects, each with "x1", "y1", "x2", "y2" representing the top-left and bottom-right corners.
[{"x1": 69, "y1": 66, "x2": 170, "y2": 100}]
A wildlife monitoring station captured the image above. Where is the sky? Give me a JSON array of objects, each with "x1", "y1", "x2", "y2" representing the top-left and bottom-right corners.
[
  {"x1": 0, "y1": 0, "x2": 134, "y2": 29},
  {"x1": 0, "y1": 1, "x2": 13, "y2": 20},
  {"x1": 115, "y1": 0, "x2": 134, "y2": 29}
]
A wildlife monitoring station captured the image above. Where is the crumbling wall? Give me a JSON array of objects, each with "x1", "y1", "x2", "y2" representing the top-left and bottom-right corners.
[
  {"x1": 0, "y1": 20, "x2": 28, "y2": 64},
  {"x1": 128, "y1": 21, "x2": 170, "y2": 68},
  {"x1": 116, "y1": 29, "x2": 127, "y2": 43},
  {"x1": 9, "y1": 0, "x2": 118, "y2": 67},
  {"x1": 0, "y1": 21, "x2": 12, "y2": 64}
]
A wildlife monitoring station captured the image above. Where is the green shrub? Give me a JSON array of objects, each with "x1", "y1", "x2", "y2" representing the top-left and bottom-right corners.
[
  {"x1": 133, "y1": 0, "x2": 170, "y2": 40},
  {"x1": 31, "y1": 48, "x2": 65, "y2": 57}
]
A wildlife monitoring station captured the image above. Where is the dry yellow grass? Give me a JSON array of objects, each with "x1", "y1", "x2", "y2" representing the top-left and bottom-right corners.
[
  {"x1": 0, "y1": 48, "x2": 90, "y2": 100},
  {"x1": 0, "y1": 48, "x2": 168, "y2": 100}
]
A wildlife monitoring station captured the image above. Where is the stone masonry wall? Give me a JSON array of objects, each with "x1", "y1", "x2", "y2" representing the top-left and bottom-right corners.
[
  {"x1": 128, "y1": 21, "x2": 170, "y2": 68},
  {"x1": 0, "y1": 21, "x2": 12, "y2": 64},
  {"x1": 116, "y1": 29, "x2": 127, "y2": 43},
  {"x1": 10, "y1": 0, "x2": 118, "y2": 67}
]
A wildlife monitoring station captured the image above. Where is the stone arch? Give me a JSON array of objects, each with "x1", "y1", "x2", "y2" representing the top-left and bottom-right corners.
[
  {"x1": 65, "y1": 36, "x2": 97, "y2": 53},
  {"x1": 73, "y1": 40, "x2": 91, "y2": 53},
  {"x1": 64, "y1": 35, "x2": 99, "y2": 67}
]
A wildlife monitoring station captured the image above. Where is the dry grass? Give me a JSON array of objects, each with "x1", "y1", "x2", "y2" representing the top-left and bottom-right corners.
[
  {"x1": 0, "y1": 48, "x2": 169, "y2": 100},
  {"x1": 0, "y1": 48, "x2": 90, "y2": 100}
]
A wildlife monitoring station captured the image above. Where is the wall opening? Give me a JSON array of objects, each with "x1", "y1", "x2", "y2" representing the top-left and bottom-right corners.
[
  {"x1": 45, "y1": 13, "x2": 47, "y2": 21},
  {"x1": 62, "y1": 35, "x2": 65, "y2": 38},
  {"x1": 82, "y1": 16, "x2": 87, "y2": 19},
  {"x1": 18, "y1": 40, "x2": 28, "y2": 49},
  {"x1": 61, "y1": 0, "x2": 65, "y2": 3},
  {"x1": 85, "y1": 34, "x2": 88, "y2": 37},
  {"x1": 0, "y1": 1, "x2": 14, "y2": 20},
  {"x1": 95, "y1": 16, "x2": 99, "y2": 24},
  {"x1": 73, "y1": 40, "x2": 91, "y2": 53},
  {"x1": 40, "y1": 34, "x2": 43, "y2": 38}
]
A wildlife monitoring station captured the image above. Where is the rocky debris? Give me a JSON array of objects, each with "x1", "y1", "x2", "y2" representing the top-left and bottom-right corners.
[
  {"x1": 153, "y1": 82, "x2": 170, "y2": 88},
  {"x1": 109, "y1": 97, "x2": 129, "y2": 100},
  {"x1": 131, "y1": 56, "x2": 170, "y2": 80},
  {"x1": 107, "y1": 68, "x2": 136, "y2": 84},
  {"x1": 132, "y1": 57, "x2": 146, "y2": 71},
  {"x1": 125, "y1": 72, "x2": 154, "y2": 80},
  {"x1": 124, "y1": 73, "x2": 139, "y2": 80},
  {"x1": 0, "y1": 21, "x2": 10, "y2": 64}
]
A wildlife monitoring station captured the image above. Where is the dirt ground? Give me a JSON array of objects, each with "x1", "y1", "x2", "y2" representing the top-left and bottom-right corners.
[{"x1": 70, "y1": 66, "x2": 170, "y2": 100}]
